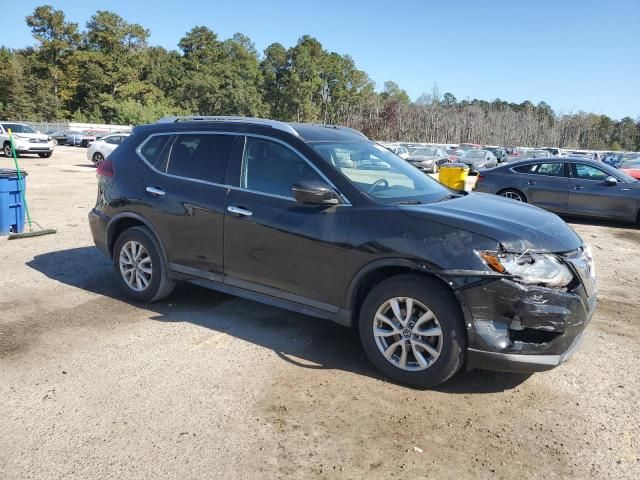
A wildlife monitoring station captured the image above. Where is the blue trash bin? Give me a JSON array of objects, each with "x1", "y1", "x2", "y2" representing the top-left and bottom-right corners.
[{"x1": 0, "y1": 168, "x2": 28, "y2": 236}]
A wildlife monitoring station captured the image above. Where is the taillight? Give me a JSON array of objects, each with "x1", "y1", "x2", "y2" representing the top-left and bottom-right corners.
[
  {"x1": 475, "y1": 173, "x2": 484, "y2": 186},
  {"x1": 96, "y1": 158, "x2": 114, "y2": 178}
]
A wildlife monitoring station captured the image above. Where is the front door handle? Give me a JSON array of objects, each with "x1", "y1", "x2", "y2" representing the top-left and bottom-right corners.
[
  {"x1": 573, "y1": 185, "x2": 584, "y2": 191},
  {"x1": 528, "y1": 180, "x2": 536, "y2": 185},
  {"x1": 146, "y1": 186, "x2": 165, "y2": 196},
  {"x1": 227, "y1": 205, "x2": 253, "y2": 217}
]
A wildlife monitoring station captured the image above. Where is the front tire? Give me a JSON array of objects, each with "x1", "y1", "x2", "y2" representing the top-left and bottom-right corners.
[
  {"x1": 113, "y1": 226, "x2": 175, "y2": 302},
  {"x1": 359, "y1": 274, "x2": 466, "y2": 388},
  {"x1": 3, "y1": 143, "x2": 17, "y2": 157},
  {"x1": 38, "y1": 152, "x2": 53, "y2": 158}
]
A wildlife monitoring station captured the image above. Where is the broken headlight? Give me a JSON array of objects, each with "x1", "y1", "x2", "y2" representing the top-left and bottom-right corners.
[{"x1": 479, "y1": 251, "x2": 574, "y2": 288}]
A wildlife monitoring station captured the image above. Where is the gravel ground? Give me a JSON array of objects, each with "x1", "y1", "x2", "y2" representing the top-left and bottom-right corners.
[{"x1": 1, "y1": 147, "x2": 638, "y2": 479}]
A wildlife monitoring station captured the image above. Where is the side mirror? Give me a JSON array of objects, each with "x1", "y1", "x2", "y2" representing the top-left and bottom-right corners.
[
  {"x1": 604, "y1": 176, "x2": 618, "y2": 186},
  {"x1": 292, "y1": 181, "x2": 340, "y2": 206}
]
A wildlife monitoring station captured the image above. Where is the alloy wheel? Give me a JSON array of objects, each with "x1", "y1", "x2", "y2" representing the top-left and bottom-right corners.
[
  {"x1": 119, "y1": 240, "x2": 153, "y2": 292},
  {"x1": 373, "y1": 297, "x2": 443, "y2": 371},
  {"x1": 502, "y1": 190, "x2": 524, "y2": 201}
]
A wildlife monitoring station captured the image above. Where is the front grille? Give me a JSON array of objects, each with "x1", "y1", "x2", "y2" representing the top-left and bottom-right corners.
[{"x1": 29, "y1": 138, "x2": 48, "y2": 143}]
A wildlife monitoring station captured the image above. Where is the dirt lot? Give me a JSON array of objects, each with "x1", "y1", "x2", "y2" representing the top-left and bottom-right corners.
[{"x1": 1, "y1": 146, "x2": 639, "y2": 479}]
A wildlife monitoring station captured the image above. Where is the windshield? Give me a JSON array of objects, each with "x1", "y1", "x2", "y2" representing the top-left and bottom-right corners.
[
  {"x1": 2, "y1": 123, "x2": 36, "y2": 134},
  {"x1": 462, "y1": 150, "x2": 485, "y2": 158},
  {"x1": 311, "y1": 141, "x2": 451, "y2": 204},
  {"x1": 412, "y1": 147, "x2": 438, "y2": 156}
]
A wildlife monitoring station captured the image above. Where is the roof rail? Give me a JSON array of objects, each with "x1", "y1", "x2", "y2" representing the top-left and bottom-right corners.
[{"x1": 156, "y1": 116, "x2": 299, "y2": 137}]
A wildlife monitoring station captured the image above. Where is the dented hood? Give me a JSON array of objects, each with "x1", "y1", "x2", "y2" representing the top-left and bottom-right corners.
[{"x1": 402, "y1": 192, "x2": 583, "y2": 253}]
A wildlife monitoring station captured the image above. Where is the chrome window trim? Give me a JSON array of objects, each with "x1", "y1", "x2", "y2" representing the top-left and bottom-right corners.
[{"x1": 135, "y1": 130, "x2": 352, "y2": 205}]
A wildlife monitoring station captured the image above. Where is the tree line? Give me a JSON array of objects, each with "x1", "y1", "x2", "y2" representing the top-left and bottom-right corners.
[{"x1": 0, "y1": 5, "x2": 638, "y2": 151}]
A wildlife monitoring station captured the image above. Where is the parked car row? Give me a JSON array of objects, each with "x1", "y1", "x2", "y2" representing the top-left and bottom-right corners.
[
  {"x1": 45, "y1": 128, "x2": 131, "y2": 148},
  {"x1": 0, "y1": 121, "x2": 133, "y2": 159},
  {"x1": 380, "y1": 141, "x2": 500, "y2": 173},
  {"x1": 46, "y1": 130, "x2": 96, "y2": 147}
]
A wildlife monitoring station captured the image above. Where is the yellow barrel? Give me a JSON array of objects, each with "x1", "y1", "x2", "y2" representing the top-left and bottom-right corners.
[{"x1": 438, "y1": 163, "x2": 469, "y2": 191}]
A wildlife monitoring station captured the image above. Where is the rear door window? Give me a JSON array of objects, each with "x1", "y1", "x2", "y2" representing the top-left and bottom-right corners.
[
  {"x1": 166, "y1": 133, "x2": 234, "y2": 184},
  {"x1": 529, "y1": 162, "x2": 565, "y2": 176}
]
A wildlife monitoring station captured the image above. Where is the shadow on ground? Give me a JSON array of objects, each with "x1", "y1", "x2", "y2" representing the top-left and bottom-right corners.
[{"x1": 27, "y1": 246, "x2": 531, "y2": 393}]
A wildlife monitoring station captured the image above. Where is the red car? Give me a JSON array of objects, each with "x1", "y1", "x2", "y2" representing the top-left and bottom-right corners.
[{"x1": 619, "y1": 158, "x2": 640, "y2": 180}]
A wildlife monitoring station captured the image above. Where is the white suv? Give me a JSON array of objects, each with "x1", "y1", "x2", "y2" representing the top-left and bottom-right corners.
[{"x1": 0, "y1": 122, "x2": 54, "y2": 158}]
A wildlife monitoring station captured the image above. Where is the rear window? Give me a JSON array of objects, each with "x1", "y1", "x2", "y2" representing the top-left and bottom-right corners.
[{"x1": 165, "y1": 133, "x2": 233, "y2": 184}]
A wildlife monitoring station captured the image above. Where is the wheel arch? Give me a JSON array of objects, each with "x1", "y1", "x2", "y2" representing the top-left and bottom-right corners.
[
  {"x1": 346, "y1": 258, "x2": 463, "y2": 327},
  {"x1": 106, "y1": 212, "x2": 168, "y2": 265}
]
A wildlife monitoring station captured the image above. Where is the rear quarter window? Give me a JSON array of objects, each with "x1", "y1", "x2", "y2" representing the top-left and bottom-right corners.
[
  {"x1": 511, "y1": 164, "x2": 531, "y2": 173},
  {"x1": 139, "y1": 134, "x2": 172, "y2": 169}
]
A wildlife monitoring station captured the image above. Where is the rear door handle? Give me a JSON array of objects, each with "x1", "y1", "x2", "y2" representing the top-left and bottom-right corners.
[
  {"x1": 573, "y1": 185, "x2": 584, "y2": 191},
  {"x1": 227, "y1": 205, "x2": 253, "y2": 217},
  {"x1": 528, "y1": 180, "x2": 536, "y2": 185},
  {"x1": 145, "y1": 186, "x2": 165, "y2": 196}
]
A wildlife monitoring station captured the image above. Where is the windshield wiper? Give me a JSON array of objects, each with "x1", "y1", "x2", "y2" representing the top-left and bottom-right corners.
[{"x1": 392, "y1": 200, "x2": 423, "y2": 205}]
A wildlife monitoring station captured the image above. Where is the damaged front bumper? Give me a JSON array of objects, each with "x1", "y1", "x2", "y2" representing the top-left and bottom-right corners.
[
  {"x1": 456, "y1": 263, "x2": 597, "y2": 373},
  {"x1": 467, "y1": 331, "x2": 585, "y2": 373}
]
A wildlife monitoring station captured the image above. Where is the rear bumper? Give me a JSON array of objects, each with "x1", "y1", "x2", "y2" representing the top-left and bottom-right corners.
[{"x1": 88, "y1": 208, "x2": 110, "y2": 257}]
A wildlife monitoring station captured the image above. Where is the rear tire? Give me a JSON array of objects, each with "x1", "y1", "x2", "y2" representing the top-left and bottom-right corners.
[
  {"x1": 92, "y1": 152, "x2": 104, "y2": 166},
  {"x1": 498, "y1": 188, "x2": 527, "y2": 202},
  {"x1": 359, "y1": 274, "x2": 466, "y2": 388},
  {"x1": 113, "y1": 226, "x2": 175, "y2": 302}
]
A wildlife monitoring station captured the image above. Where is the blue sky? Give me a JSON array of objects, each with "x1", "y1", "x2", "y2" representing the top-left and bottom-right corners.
[{"x1": 3, "y1": 0, "x2": 639, "y2": 119}]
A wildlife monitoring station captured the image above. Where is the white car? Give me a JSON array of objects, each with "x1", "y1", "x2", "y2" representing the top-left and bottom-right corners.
[
  {"x1": 379, "y1": 142, "x2": 410, "y2": 159},
  {"x1": 87, "y1": 133, "x2": 130, "y2": 165},
  {"x1": 1, "y1": 122, "x2": 54, "y2": 158}
]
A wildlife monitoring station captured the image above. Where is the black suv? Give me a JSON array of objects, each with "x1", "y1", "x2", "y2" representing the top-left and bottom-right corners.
[{"x1": 89, "y1": 116, "x2": 597, "y2": 387}]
